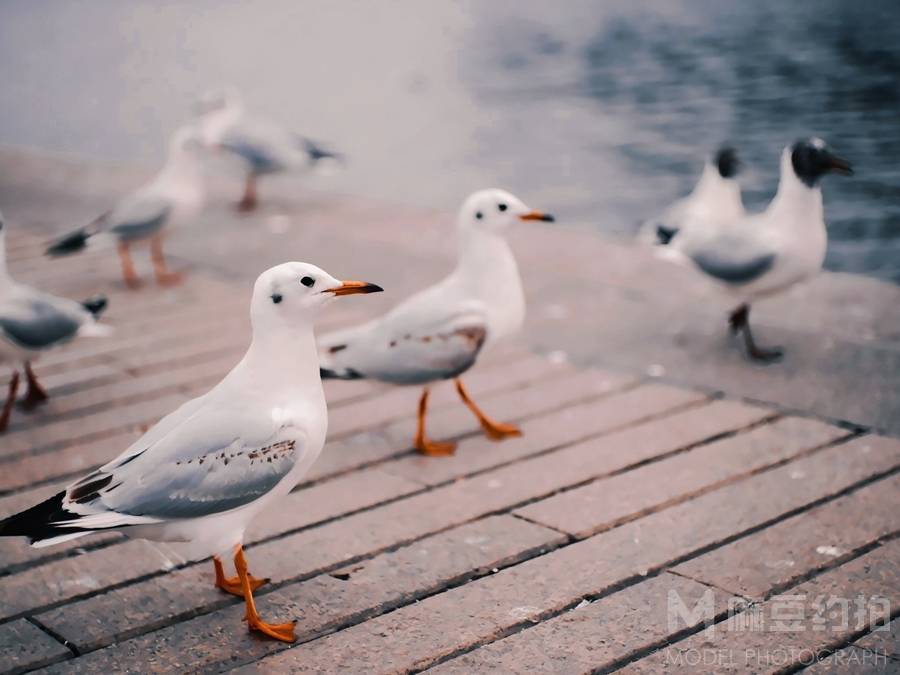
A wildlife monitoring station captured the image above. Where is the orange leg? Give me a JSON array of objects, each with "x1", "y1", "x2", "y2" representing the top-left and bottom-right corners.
[
  {"x1": 0, "y1": 372, "x2": 20, "y2": 433},
  {"x1": 233, "y1": 545, "x2": 296, "y2": 642},
  {"x1": 414, "y1": 388, "x2": 456, "y2": 456},
  {"x1": 150, "y1": 235, "x2": 183, "y2": 286},
  {"x1": 455, "y1": 378, "x2": 522, "y2": 441},
  {"x1": 237, "y1": 173, "x2": 258, "y2": 212},
  {"x1": 117, "y1": 241, "x2": 142, "y2": 289},
  {"x1": 21, "y1": 362, "x2": 48, "y2": 410},
  {"x1": 213, "y1": 556, "x2": 268, "y2": 597}
]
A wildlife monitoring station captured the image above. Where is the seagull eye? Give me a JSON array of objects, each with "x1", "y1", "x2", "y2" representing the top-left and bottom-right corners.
[
  {"x1": 271, "y1": 293, "x2": 283, "y2": 304},
  {"x1": 300, "y1": 276, "x2": 315, "y2": 287},
  {"x1": 475, "y1": 211, "x2": 483, "y2": 220},
  {"x1": 498, "y1": 203, "x2": 507, "y2": 212}
]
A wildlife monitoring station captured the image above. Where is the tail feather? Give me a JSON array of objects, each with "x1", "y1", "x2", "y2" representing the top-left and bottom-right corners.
[
  {"x1": 81, "y1": 295, "x2": 108, "y2": 318},
  {"x1": 320, "y1": 366, "x2": 364, "y2": 380},
  {"x1": 46, "y1": 228, "x2": 92, "y2": 257},
  {"x1": 0, "y1": 491, "x2": 87, "y2": 545}
]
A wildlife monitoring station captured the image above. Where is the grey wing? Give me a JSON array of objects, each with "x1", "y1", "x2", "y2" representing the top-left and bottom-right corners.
[
  {"x1": 0, "y1": 295, "x2": 84, "y2": 350},
  {"x1": 220, "y1": 126, "x2": 286, "y2": 174},
  {"x1": 68, "y1": 411, "x2": 300, "y2": 521},
  {"x1": 683, "y1": 232, "x2": 776, "y2": 285},
  {"x1": 106, "y1": 193, "x2": 172, "y2": 241},
  {"x1": 339, "y1": 308, "x2": 488, "y2": 385}
]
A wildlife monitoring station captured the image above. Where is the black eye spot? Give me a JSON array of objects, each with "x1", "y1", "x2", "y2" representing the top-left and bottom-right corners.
[
  {"x1": 301, "y1": 276, "x2": 315, "y2": 287},
  {"x1": 271, "y1": 293, "x2": 283, "y2": 304},
  {"x1": 498, "y1": 203, "x2": 507, "y2": 212},
  {"x1": 475, "y1": 211, "x2": 483, "y2": 220}
]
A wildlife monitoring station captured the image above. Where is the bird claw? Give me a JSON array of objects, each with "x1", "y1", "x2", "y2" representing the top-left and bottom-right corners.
[
  {"x1": 124, "y1": 277, "x2": 144, "y2": 290},
  {"x1": 748, "y1": 346, "x2": 784, "y2": 363},
  {"x1": 415, "y1": 439, "x2": 457, "y2": 457},
  {"x1": 481, "y1": 422, "x2": 522, "y2": 441},
  {"x1": 248, "y1": 618, "x2": 297, "y2": 643},
  {"x1": 156, "y1": 271, "x2": 184, "y2": 287},
  {"x1": 216, "y1": 574, "x2": 268, "y2": 597}
]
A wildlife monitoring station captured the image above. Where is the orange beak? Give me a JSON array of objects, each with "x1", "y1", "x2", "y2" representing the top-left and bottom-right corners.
[
  {"x1": 519, "y1": 211, "x2": 555, "y2": 223},
  {"x1": 327, "y1": 280, "x2": 384, "y2": 296}
]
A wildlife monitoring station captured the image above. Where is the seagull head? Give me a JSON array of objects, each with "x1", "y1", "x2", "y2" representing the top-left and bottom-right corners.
[
  {"x1": 457, "y1": 189, "x2": 555, "y2": 234},
  {"x1": 789, "y1": 138, "x2": 853, "y2": 188},
  {"x1": 713, "y1": 146, "x2": 741, "y2": 180},
  {"x1": 251, "y1": 262, "x2": 383, "y2": 328},
  {"x1": 193, "y1": 86, "x2": 243, "y2": 117}
]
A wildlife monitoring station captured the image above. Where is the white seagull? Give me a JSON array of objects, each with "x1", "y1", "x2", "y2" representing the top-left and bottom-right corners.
[
  {"x1": 0, "y1": 262, "x2": 382, "y2": 642},
  {"x1": 319, "y1": 189, "x2": 554, "y2": 456},
  {"x1": 194, "y1": 87, "x2": 342, "y2": 212},
  {"x1": 639, "y1": 146, "x2": 745, "y2": 246},
  {"x1": 46, "y1": 126, "x2": 206, "y2": 289},
  {"x1": 662, "y1": 137, "x2": 852, "y2": 362},
  {"x1": 0, "y1": 212, "x2": 109, "y2": 431}
]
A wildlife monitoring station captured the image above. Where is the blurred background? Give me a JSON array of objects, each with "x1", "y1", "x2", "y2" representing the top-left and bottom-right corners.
[{"x1": 1, "y1": 0, "x2": 899, "y2": 281}]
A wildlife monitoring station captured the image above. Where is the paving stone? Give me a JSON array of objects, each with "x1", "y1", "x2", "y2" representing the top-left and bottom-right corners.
[
  {"x1": 674, "y1": 473, "x2": 900, "y2": 599},
  {"x1": 41, "y1": 516, "x2": 563, "y2": 669},
  {"x1": 855, "y1": 617, "x2": 900, "y2": 661},
  {"x1": 230, "y1": 436, "x2": 900, "y2": 673},
  {"x1": 621, "y1": 540, "x2": 900, "y2": 674},
  {"x1": 430, "y1": 572, "x2": 731, "y2": 674},
  {"x1": 0, "y1": 619, "x2": 71, "y2": 674},
  {"x1": 802, "y1": 647, "x2": 900, "y2": 674},
  {"x1": 516, "y1": 415, "x2": 846, "y2": 536}
]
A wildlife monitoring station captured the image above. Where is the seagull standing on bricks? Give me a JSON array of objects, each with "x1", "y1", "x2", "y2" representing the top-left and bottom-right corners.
[
  {"x1": 0, "y1": 262, "x2": 382, "y2": 642},
  {"x1": 318, "y1": 189, "x2": 554, "y2": 456},
  {"x1": 46, "y1": 126, "x2": 206, "y2": 289},
  {"x1": 0, "y1": 212, "x2": 109, "y2": 431},
  {"x1": 662, "y1": 138, "x2": 852, "y2": 362}
]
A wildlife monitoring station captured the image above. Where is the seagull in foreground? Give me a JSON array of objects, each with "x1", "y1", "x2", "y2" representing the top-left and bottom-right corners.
[
  {"x1": 318, "y1": 189, "x2": 554, "y2": 456},
  {"x1": 0, "y1": 212, "x2": 108, "y2": 431},
  {"x1": 194, "y1": 87, "x2": 342, "y2": 212},
  {"x1": 638, "y1": 146, "x2": 745, "y2": 246},
  {"x1": 45, "y1": 126, "x2": 206, "y2": 289},
  {"x1": 0, "y1": 262, "x2": 382, "y2": 642},
  {"x1": 661, "y1": 137, "x2": 852, "y2": 362}
]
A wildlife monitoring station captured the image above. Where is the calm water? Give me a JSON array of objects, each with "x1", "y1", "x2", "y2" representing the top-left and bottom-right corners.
[{"x1": 1, "y1": 0, "x2": 899, "y2": 281}]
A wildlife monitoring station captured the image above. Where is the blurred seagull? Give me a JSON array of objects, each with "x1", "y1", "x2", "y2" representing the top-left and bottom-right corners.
[
  {"x1": 0, "y1": 262, "x2": 382, "y2": 642},
  {"x1": 194, "y1": 87, "x2": 343, "y2": 212},
  {"x1": 319, "y1": 189, "x2": 554, "y2": 456},
  {"x1": 46, "y1": 126, "x2": 206, "y2": 289},
  {"x1": 639, "y1": 146, "x2": 744, "y2": 246},
  {"x1": 0, "y1": 212, "x2": 108, "y2": 431},
  {"x1": 662, "y1": 138, "x2": 852, "y2": 362}
]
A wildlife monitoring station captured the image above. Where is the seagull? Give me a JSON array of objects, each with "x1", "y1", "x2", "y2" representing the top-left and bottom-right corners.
[
  {"x1": 662, "y1": 137, "x2": 852, "y2": 362},
  {"x1": 0, "y1": 262, "x2": 382, "y2": 642},
  {"x1": 639, "y1": 146, "x2": 745, "y2": 246},
  {"x1": 45, "y1": 126, "x2": 206, "y2": 289},
  {"x1": 318, "y1": 189, "x2": 554, "y2": 456},
  {"x1": 0, "y1": 212, "x2": 109, "y2": 431},
  {"x1": 194, "y1": 87, "x2": 343, "y2": 212}
]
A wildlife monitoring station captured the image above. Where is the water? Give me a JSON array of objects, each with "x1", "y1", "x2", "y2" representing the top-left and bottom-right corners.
[{"x1": 1, "y1": 0, "x2": 898, "y2": 281}]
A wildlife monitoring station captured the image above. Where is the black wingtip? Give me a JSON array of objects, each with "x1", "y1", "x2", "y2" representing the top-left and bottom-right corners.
[
  {"x1": 655, "y1": 224, "x2": 679, "y2": 246},
  {"x1": 0, "y1": 491, "x2": 66, "y2": 539},
  {"x1": 301, "y1": 137, "x2": 345, "y2": 164},
  {"x1": 320, "y1": 367, "x2": 364, "y2": 380},
  {"x1": 81, "y1": 295, "x2": 108, "y2": 318},
  {"x1": 46, "y1": 229, "x2": 91, "y2": 257}
]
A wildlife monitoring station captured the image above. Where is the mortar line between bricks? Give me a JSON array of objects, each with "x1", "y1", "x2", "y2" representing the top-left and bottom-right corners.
[
  {"x1": 664, "y1": 569, "x2": 755, "y2": 603},
  {"x1": 413, "y1": 499, "x2": 900, "y2": 675},
  {"x1": 0, "y1": 375, "x2": 683, "y2": 579},
  {"x1": 0, "y1": 351, "x2": 563, "y2": 492},
  {"x1": 382, "y1": 457, "x2": 900, "y2": 674},
  {"x1": 1, "y1": 405, "x2": 865, "y2": 662},
  {"x1": 0, "y1": 396, "x2": 790, "y2": 647},
  {"x1": 23, "y1": 615, "x2": 80, "y2": 660},
  {"x1": 509, "y1": 512, "x2": 575, "y2": 538}
]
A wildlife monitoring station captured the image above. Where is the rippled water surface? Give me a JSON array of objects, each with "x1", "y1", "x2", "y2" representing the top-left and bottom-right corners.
[{"x1": 1, "y1": 0, "x2": 898, "y2": 280}]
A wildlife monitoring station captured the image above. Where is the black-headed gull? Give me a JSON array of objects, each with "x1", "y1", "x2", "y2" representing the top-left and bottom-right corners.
[
  {"x1": 0, "y1": 262, "x2": 382, "y2": 642},
  {"x1": 319, "y1": 189, "x2": 554, "y2": 456},
  {"x1": 194, "y1": 88, "x2": 342, "y2": 212},
  {"x1": 662, "y1": 138, "x2": 852, "y2": 362},
  {"x1": 0, "y1": 212, "x2": 109, "y2": 431},
  {"x1": 46, "y1": 126, "x2": 206, "y2": 288},
  {"x1": 639, "y1": 146, "x2": 744, "y2": 246}
]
